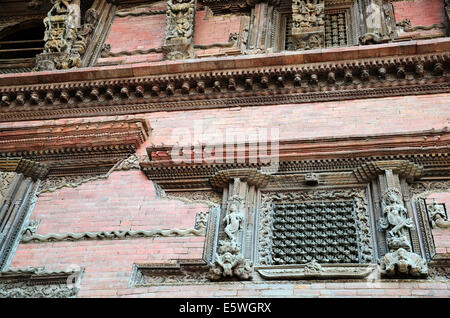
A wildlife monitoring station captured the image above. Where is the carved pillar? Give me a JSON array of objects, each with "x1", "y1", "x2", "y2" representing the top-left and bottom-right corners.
[
  {"x1": 375, "y1": 169, "x2": 428, "y2": 277},
  {"x1": 163, "y1": 0, "x2": 197, "y2": 60},
  {"x1": 358, "y1": 0, "x2": 395, "y2": 45},
  {"x1": 34, "y1": 0, "x2": 99, "y2": 71},
  {"x1": 244, "y1": 1, "x2": 280, "y2": 54},
  {"x1": 445, "y1": 1, "x2": 450, "y2": 36},
  {"x1": 0, "y1": 173, "x2": 40, "y2": 271},
  {"x1": 208, "y1": 169, "x2": 269, "y2": 281},
  {"x1": 291, "y1": 0, "x2": 325, "y2": 50}
]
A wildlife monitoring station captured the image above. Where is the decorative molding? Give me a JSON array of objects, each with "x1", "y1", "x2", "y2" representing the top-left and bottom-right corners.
[
  {"x1": 115, "y1": 9, "x2": 165, "y2": 17},
  {"x1": 101, "y1": 47, "x2": 162, "y2": 58},
  {"x1": 37, "y1": 153, "x2": 140, "y2": 195},
  {"x1": 0, "y1": 49, "x2": 449, "y2": 122},
  {"x1": 142, "y1": 129, "x2": 450, "y2": 191},
  {"x1": 21, "y1": 227, "x2": 205, "y2": 244},
  {"x1": 414, "y1": 198, "x2": 436, "y2": 262},
  {"x1": 0, "y1": 119, "x2": 149, "y2": 176},
  {"x1": 209, "y1": 169, "x2": 270, "y2": 190},
  {"x1": 0, "y1": 176, "x2": 40, "y2": 270},
  {"x1": 353, "y1": 160, "x2": 423, "y2": 183},
  {"x1": 409, "y1": 181, "x2": 450, "y2": 201},
  {"x1": 256, "y1": 263, "x2": 375, "y2": 280},
  {"x1": 163, "y1": 191, "x2": 222, "y2": 206},
  {"x1": 0, "y1": 267, "x2": 81, "y2": 298},
  {"x1": 131, "y1": 260, "x2": 209, "y2": 286},
  {"x1": 0, "y1": 158, "x2": 49, "y2": 180}
]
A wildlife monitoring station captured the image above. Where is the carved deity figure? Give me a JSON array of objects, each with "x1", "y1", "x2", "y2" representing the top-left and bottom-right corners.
[
  {"x1": 379, "y1": 188, "x2": 414, "y2": 250},
  {"x1": 292, "y1": 0, "x2": 324, "y2": 30},
  {"x1": 214, "y1": 252, "x2": 238, "y2": 277},
  {"x1": 166, "y1": 0, "x2": 195, "y2": 40},
  {"x1": 223, "y1": 196, "x2": 245, "y2": 241},
  {"x1": 36, "y1": 0, "x2": 96, "y2": 71},
  {"x1": 428, "y1": 200, "x2": 450, "y2": 229}
]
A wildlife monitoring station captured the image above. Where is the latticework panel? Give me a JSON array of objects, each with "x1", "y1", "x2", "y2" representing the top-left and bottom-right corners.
[{"x1": 272, "y1": 201, "x2": 359, "y2": 264}]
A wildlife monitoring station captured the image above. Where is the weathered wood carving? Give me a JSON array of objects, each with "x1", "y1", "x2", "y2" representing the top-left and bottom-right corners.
[
  {"x1": 375, "y1": 170, "x2": 428, "y2": 278},
  {"x1": 291, "y1": 0, "x2": 325, "y2": 50},
  {"x1": 427, "y1": 200, "x2": 450, "y2": 229},
  {"x1": 163, "y1": 0, "x2": 197, "y2": 60},
  {"x1": 209, "y1": 195, "x2": 253, "y2": 280},
  {"x1": 35, "y1": 0, "x2": 98, "y2": 71}
]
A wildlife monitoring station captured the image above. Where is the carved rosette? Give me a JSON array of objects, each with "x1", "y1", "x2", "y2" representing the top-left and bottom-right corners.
[
  {"x1": 163, "y1": 0, "x2": 197, "y2": 60},
  {"x1": 291, "y1": 0, "x2": 325, "y2": 50}
]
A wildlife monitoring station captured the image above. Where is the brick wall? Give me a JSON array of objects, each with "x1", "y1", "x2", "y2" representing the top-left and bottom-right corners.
[
  {"x1": 194, "y1": 10, "x2": 241, "y2": 45},
  {"x1": 135, "y1": 93, "x2": 450, "y2": 154},
  {"x1": 393, "y1": 0, "x2": 445, "y2": 26},
  {"x1": 10, "y1": 170, "x2": 207, "y2": 297}
]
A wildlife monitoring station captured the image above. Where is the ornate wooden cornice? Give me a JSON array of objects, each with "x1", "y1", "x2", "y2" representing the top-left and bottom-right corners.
[
  {"x1": 0, "y1": 118, "x2": 150, "y2": 176},
  {"x1": 0, "y1": 39, "x2": 449, "y2": 122},
  {"x1": 141, "y1": 128, "x2": 450, "y2": 191},
  {"x1": 0, "y1": 157, "x2": 49, "y2": 179}
]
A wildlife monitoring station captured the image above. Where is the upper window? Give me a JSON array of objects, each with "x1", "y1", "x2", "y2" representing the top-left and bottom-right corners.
[{"x1": 0, "y1": 20, "x2": 45, "y2": 73}]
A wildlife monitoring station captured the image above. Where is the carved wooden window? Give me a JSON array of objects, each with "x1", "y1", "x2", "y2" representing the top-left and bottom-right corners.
[
  {"x1": 274, "y1": 1, "x2": 356, "y2": 52},
  {"x1": 0, "y1": 20, "x2": 45, "y2": 74},
  {"x1": 272, "y1": 201, "x2": 359, "y2": 264},
  {"x1": 258, "y1": 189, "x2": 373, "y2": 267},
  {"x1": 324, "y1": 10, "x2": 349, "y2": 48}
]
